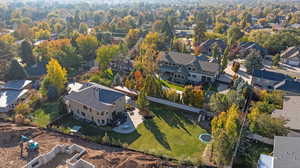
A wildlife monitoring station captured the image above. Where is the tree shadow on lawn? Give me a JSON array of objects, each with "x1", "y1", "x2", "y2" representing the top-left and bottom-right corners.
[
  {"x1": 143, "y1": 119, "x2": 171, "y2": 150},
  {"x1": 148, "y1": 103, "x2": 193, "y2": 136}
]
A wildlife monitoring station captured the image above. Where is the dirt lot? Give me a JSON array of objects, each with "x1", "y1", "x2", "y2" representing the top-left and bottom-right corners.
[{"x1": 0, "y1": 122, "x2": 179, "y2": 168}]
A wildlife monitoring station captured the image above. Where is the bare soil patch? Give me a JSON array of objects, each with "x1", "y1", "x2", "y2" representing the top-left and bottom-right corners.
[{"x1": 0, "y1": 122, "x2": 179, "y2": 168}]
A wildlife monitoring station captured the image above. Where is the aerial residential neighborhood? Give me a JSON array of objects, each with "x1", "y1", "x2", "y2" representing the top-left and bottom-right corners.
[{"x1": 1, "y1": 0, "x2": 300, "y2": 168}]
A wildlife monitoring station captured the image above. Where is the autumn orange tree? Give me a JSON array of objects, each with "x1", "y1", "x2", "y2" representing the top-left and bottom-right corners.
[{"x1": 182, "y1": 85, "x2": 205, "y2": 108}]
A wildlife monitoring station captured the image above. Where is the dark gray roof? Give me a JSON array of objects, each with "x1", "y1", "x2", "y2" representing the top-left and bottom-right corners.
[
  {"x1": 158, "y1": 51, "x2": 219, "y2": 74},
  {"x1": 65, "y1": 83, "x2": 125, "y2": 111},
  {"x1": 253, "y1": 69, "x2": 290, "y2": 82},
  {"x1": 281, "y1": 46, "x2": 300, "y2": 58},
  {"x1": 2, "y1": 80, "x2": 32, "y2": 91},
  {"x1": 240, "y1": 42, "x2": 268, "y2": 55},
  {"x1": 200, "y1": 39, "x2": 227, "y2": 50},
  {"x1": 273, "y1": 136, "x2": 300, "y2": 168},
  {"x1": 275, "y1": 80, "x2": 300, "y2": 94},
  {"x1": 99, "y1": 89, "x2": 125, "y2": 104}
]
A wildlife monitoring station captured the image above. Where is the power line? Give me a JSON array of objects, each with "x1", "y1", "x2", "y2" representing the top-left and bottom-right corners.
[{"x1": 229, "y1": 67, "x2": 255, "y2": 168}]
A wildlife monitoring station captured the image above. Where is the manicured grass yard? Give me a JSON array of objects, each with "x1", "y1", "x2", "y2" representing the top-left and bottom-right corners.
[
  {"x1": 32, "y1": 101, "x2": 61, "y2": 128},
  {"x1": 161, "y1": 79, "x2": 218, "y2": 93},
  {"x1": 56, "y1": 103, "x2": 207, "y2": 164},
  {"x1": 129, "y1": 105, "x2": 207, "y2": 163},
  {"x1": 160, "y1": 80, "x2": 185, "y2": 91}
]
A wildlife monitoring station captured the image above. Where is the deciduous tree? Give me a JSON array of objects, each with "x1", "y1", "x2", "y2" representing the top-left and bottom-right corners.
[
  {"x1": 42, "y1": 58, "x2": 67, "y2": 95},
  {"x1": 76, "y1": 34, "x2": 99, "y2": 61},
  {"x1": 96, "y1": 44, "x2": 120, "y2": 70}
]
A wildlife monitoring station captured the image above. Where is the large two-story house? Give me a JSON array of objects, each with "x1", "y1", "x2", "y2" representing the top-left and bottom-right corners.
[
  {"x1": 64, "y1": 82, "x2": 126, "y2": 126},
  {"x1": 157, "y1": 52, "x2": 220, "y2": 85}
]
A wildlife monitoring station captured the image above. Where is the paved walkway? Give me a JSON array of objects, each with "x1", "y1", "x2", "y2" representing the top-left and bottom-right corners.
[
  {"x1": 146, "y1": 96, "x2": 215, "y2": 117},
  {"x1": 112, "y1": 108, "x2": 144, "y2": 134}
]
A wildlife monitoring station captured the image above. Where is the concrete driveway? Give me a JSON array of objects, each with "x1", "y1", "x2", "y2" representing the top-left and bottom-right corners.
[{"x1": 112, "y1": 108, "x2": 144, "y2": 134}]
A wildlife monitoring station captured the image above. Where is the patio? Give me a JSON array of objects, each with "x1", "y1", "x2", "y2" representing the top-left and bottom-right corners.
[{"x1": 112, "y1": 108, "x2": 144, "y2": 134}]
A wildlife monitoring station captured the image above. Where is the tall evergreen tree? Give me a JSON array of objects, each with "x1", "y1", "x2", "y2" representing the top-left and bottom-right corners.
[
  {"x1": 20, "y1": 40, "x2": 35, "y2": 66},
  {"x1": 193, "y1": 21, "x2": 207, "y2": 46},
  {"x1": 5, "y1": 59, "x2": 28, "y2": 80}
]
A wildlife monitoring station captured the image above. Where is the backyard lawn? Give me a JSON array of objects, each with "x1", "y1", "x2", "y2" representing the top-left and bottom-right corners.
[
  {"x1": 32, "y1": 101, "x2": 61, "y2": 128},
  {"x1": 55, "y1": 103, "x2": 207, "y2": 164},
  {"x1": 161, "y1": 79, "x2": 218, "y2": 93},
  {"x1": 160, "y1": 79, "x2": 184, "y2": 91},
  {"x1": 128, "y1": 104, "x2": 207, "y2": 164}
]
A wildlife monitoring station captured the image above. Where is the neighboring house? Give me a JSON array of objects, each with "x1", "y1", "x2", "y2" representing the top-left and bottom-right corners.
[
  {"x1": 109, "y1": 59, "x2": 133, "y2": 75},
  {"x1": 280, "y1": 46, "x2": 300, "y2": 67},
  {"x1": 34, "y1": 40, "x2": 46, "y2": 46},
  {"x1": 274, "y1": 80, "x2": 300, "y2": 96},
  {"x1": 252, "y1": 69, "x2": 291, "y2": 90},
  {"x1": 258, "y1": 136, "x2": 300, "y2": 168},
  {"x1": 64, "y1": 82, "x2": 126, "y2": 126},
  {"x1": 199, "y1": 39, "x2": 227, "y2": 56},
  {"x1": 290, "y1": 23, "x2": 300, "y2": 29},
  {"x1": 238, "y1": 42, "x2": 268, "y2": 58},
  {"x1": 157, "y1": 51, "x2": 220, "y2": 85},
  {"x1": 0, "y1": 80, "x2": 32, "y2": 113},
  {"x1": 175, "y1": 30, "x2": 193, "y2": 38},
  {"x1": 272, "y1": 96, "x2": 300, "y2": 131}
]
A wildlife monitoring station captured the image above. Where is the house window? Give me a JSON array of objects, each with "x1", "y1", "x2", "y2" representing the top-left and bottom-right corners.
[
  {"x1": 102, "y1": 120, "x2": 105, "y2": 124},
  {"x1": 81, "y1": 112, "x2": 86, "y2": 116},
  {"x1": 192, "y1": 68, "x2": 196, "y2": 71},
  {"x1": 97, "y1": 112, "x2": 99, "y2": 115},
  {"x1": 188, "y1": 74, "x2": 191, "y2": 77},
  {"x1": 188, "y1": 67, "x2": 191, "y2": 71},
  {"x1": 106, "y1": 112, "x2": 108, "y2": 115},
  {"x1": 83, "y1": 105, "x2": 88, "y2": 110},
  {"x1": 91, "y1": 117, "x2": 94, "y2": 121},
  {"x1": 101, "y1": 112, "x2": 104, "y2": 115},
  {"x1": 192, "y1": 75, "x2": 196, "y2": 78}
]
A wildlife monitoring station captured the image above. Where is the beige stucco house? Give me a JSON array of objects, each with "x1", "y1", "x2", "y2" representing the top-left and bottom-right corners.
[{"x1": 64, "y1": 82, "x2": 126, "y2": 126}]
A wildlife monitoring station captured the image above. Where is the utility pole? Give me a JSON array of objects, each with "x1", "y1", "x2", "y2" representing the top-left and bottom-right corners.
[{"x1": 229, "y1": 66, "x2": 255, "y2": 168}]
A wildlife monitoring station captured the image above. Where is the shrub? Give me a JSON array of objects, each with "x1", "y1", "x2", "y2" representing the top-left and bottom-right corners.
[
  {"x1": 231, "y1": 62, "x2": 240, "y2": 73},
  {"x1": 15, "y1": 114, "x2": 25, "y2": 124},
  {"x1": 102, "y1": 132, "x2": 110, "y2": 144}
]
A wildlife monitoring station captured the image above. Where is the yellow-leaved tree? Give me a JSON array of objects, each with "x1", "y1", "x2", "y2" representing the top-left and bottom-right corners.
[{"x1": 41, "y1": 58, "x2": 67, "y2": 99}]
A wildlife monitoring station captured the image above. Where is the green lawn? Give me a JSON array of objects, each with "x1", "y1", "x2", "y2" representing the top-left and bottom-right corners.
[
  {"x1": 160, "y1": 80, "x2": 184, "y2": 91},
  {"x1": 160, "y1": 79, "x2": 218, "y2": 93},
  {"x1": 32, "y1": 102, "x2": 61, "y2": 128},
  {"x1": 128, "y1": 105, "x2": 207, "y2": 163},
  {"x1": 55, "y1": 103, "x2": 207, "y2": 164}
]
